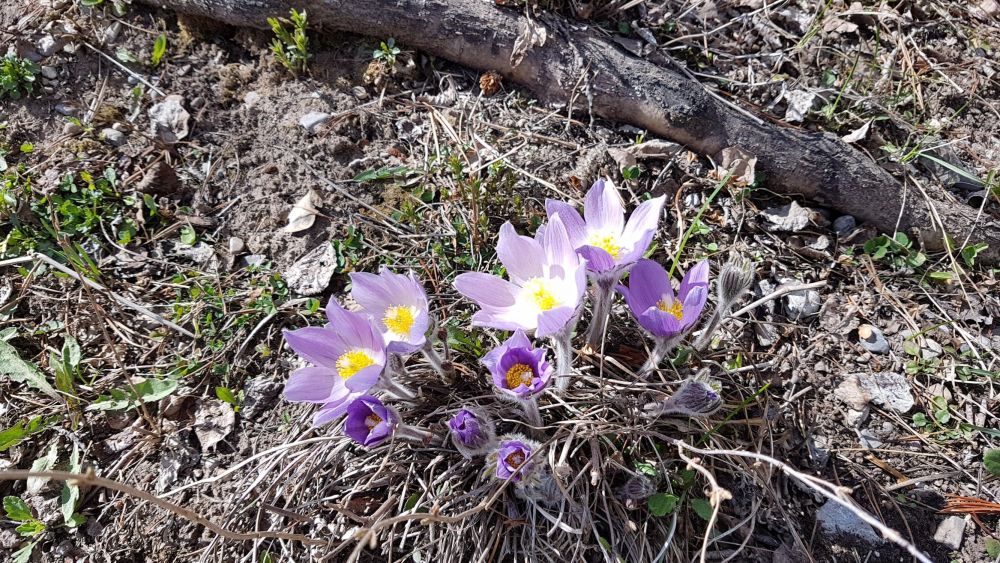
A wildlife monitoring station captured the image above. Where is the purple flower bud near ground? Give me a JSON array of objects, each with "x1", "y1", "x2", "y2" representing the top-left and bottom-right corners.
[
  {"x1": 283, "y1": 300, "x2": 387, "y2": 427},
  {"x1": 453, "y1": 215, "x2": 587, "y2": 338},
  {"x1": 644, "y1": 379, "x2": 723, "y2": 418},
  {"x1": 350, "y1": 267, "x2": 430, "y2": 354},
  {"x1": 618, "y1": 259, "x2": 709, "y2": 339},
  {"x1": 344, "y1": 395, "x2": 396, "y2": 446},
  {"x1": 447, "y1": 407, "x2": 496, "y2": 457},
  {"x1": 481, "y1": 330, "x2": 553, "y2": 400},
  {"x1": 545, "y1": 178, "x2": 665, "y2": 282}
]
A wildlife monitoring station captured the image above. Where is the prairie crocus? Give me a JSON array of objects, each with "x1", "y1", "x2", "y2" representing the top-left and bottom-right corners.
[
  {"x1": 350, "y1": 268, "x2": 429, "y2": 354},
  {"x1": 643, "y1": 379, "x2": 723, "y2": 418},
  {"x1": 345, "y1": 395, "x2": 435, "y2": 446},
  {"x1": 618, "y1": 259, "x2": 709, "y2": 375},
  {"x1": 492, "y1": 435, "x2": 540, "y2": 483},
  {"x1": 283, "y1": 301, "x2": 386, "y2": 427},
  {"x1": 481, "y1": 329, "x2": 552, "y2": 427},
  {"x1": 447, "y1": 407, "x2": 496, "y2": 458},
  {"x1": 546, "y1": 179, "x2": 666, "y2": 349},
  {"x1": 453, "y1": 215, "x2": 586, "y2": 386}
]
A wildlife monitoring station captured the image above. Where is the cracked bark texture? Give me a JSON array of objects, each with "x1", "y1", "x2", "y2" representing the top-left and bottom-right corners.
[{"x1": 140, "y1": 0, "x2": 1000, "y2": 264}]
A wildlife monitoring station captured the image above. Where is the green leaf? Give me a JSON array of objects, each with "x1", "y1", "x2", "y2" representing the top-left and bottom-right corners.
[
  {"x1": 691, "y1": 498, "x2": 714, "y2": 521},
  {"x1": 27, "y1": 443, "x2": 59, "y2": 493},
  {"x1": 15, "y1": 520, "x2": 45, "y2": 536},
  {"x1": 0, "y1": 340, "x2": 59, "y2": 399},
  {"x1": 87, "y1": 388, "x2": 132, "y2": 411},
  {"x1": 61, "y1": 443, "x2": 82, "y2": 526},
  {"x1": 179, "y1": 225, "x2": 197, "y2": 245},
  {"x1": 62, "y1": 335, "x2": 81, "y2": 372},
  {"x1": 912, "y1": 412, "x2": 928, "y2": 428},
  {"x1": 87, "y1": 379, "x2": 177, "y2": 411},
  {"x1": 115, "y1": 47, "x2": 139, "y2": 64},
  {"x1": 12, "y1": 541, "x2": 37, "y2": 563},
  {"x1": 0, "y1": 416, "x2": 57, "y2": 452},
  {"x1": 3, "y1": 496, "x2": 33, "y2": 521},
  {"x1": 647, "y1": 493, "x2": 678, "y2": 517},
  {"x1": 214, "y1": 386, "x2": 239, "y2": 412},
  {"x1": 634, "y1": 462, "x2": 657, "y2": 477},
  {"x1": 403, "y1": 493, "x2": 420, "y2": 511},
  {"x1": 986, "y1": 538, "x2": 1000, "y2": 558},
  {"x1": 151, "y1": 34, "x2": 167, "y2": 67},
  {"x1": 352, "y1": 165, "x2": 414, "y2": 183},
  {"x1": 984, "y1": 449, "x2": 1000, "y2": 477},
  {"x1": 135, "y1": 378, "x2": 178, "y2": 402}
]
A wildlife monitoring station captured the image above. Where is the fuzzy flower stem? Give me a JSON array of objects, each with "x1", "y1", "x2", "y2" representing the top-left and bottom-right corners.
[
  {"x1": 421, "y1": 339, "x2": 454, "y2": 384},
  {"x1": 519, "y1": 397, "x2": 543, "y2": 429},
  {"x1": 394, "y1": 424, "x2": 437, "y2": 445},
  {"x1": 640, "y1": 335, "x2": 682, "y2": 377},
  {"x1": 585, "y1": 281, "x2": 614, "y2": 351},
  {"x1": 551, "y1": 328, "x2": 575, "y2": 391},
  {"x1": 691, "y1": 306, "x2": 727, "y2": 352},
  {"x1": 381, "y1": 354, "x2": 416, "y2": 400}
]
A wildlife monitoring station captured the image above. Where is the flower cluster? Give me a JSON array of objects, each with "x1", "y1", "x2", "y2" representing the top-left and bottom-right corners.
[{"x1": 282, "y1": 177, "x2": 742, "y2": 493}]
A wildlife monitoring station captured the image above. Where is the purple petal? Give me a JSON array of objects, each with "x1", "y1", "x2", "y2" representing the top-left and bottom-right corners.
[
  {"x1": 536, "y1": 306, "x2": 574, "y2": 338},
  {"x1": 344, "y1": 363, "x2": 383, "y2": 392},
  {"x1": 680, "y1": 285, "x2": 709, "y2": 330},
  {"x1": 325, "y1": 301, "x2": 383, "y2": 353},
  {"x1": 507, "y1": 329, "x2": 532, "y2": 350},
  {"x1": 620, "y1": 259, "x2": 671, "y2": 314},
  {"x1": 349, "y1": 271, "x2": 394, "y2": 315},
  {"x1": 312, "y1": 398, "x2": 354, "y2": 427},
  {"x1": 639, "y1": 307, "x2": 682, "y2": 337},
  {"x1": 470, "y1": 308, "x2": 533, "y2": 332},
  {"x1": 617, "y1": 229, "x2": 656, "y2": 266},
  {"x1": 678, "y1": 260, "x2": 710, "y2": 299},
  {"x1": 283, "y1": 326, "x2": 344, "y2": 368},
  {"x1": 584, "y1": 179, "x2": 624, "y2": 234},
  {"x1": 620, "y1": 195, "x2": 665, "y2": 250},
  {"x1": 545, "y1": 200, "x2": 586, "y2": 247},
  {"x1": 577, "y1": 245, "x2": 616, "y2": 273},
  {"x1": 454, "y1": 272, "x2": 519, "y2": 308},
  {"x1": 542, "y1": 214, "x2": 578, "y2": 269},
  {"x1": 496, "y1": 222, "x2": 544, "y2": 284},
  {"x1": 284, "y1": 366, "x2": 340, "y2": 403}
]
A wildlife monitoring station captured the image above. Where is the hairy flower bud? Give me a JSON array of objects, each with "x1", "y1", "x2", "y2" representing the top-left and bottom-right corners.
[
  {"x1": 644, "y1": 379, "x2": 723, "y2": 418},
  {"x1": 718, "y1": 258, "x2": 754, "y2": 310},
  {"x1": 447, "y1": 407, "x2": 496, "y2": 458}
]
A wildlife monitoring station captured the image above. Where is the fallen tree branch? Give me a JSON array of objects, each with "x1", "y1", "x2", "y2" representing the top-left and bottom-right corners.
[{"x1": 136, "y1": 0, "x2": 1000, "y2": 264}]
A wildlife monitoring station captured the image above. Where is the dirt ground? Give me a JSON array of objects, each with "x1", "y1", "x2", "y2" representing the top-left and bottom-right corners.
[{"x1": 2, "y1": 0, "x2": 999, "y2": 562}]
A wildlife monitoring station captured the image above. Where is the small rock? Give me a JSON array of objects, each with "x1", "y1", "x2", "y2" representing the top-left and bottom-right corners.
[
  {"x1": 241, "y1": 378, "x2": 283, "y2": 420},
  {"x1": 193, "y1": 400, "x2": 235, "y2": 451},
  {"x1": 190, "y1": 96, "x2": 206, "y2": 109},
  {"x1": 62, "y1": 122, "x2": 83, "y2": 135},
  {"x1": 103, "y1": 22, "x2": 122, "y2": 44},
  {"x1": 858, "y1": 428, "x2": 882, "y2": 449},
  {"x1": 921, "y1": 339, "x2": 943, "y2": 360},
  {"x1": 242, "y1": 254, "x2": 267, "y2": 268},
  {"x1": 40, "y1": 65, "x2": 58, "y2": 79},
  {"x1": 284, "y1": 243, "x2": 338, "y2": 295},
  {"x1": 54, "y1": 102, "x2": 78, "y2": 117},
  {"x1": 36, "y1": 34, "x2": 60, "y2": 57},
  {"x1": 228, "y1": 236, "x2": 245, "y2": 254},
  {"x1": 845, "y1": 406, "x2": 869, "y2": 427},
  {"x1": 243, "y1": 91, "x2": 261, "y2": 109},
  {"x1": 300, "y1": 111, "x2": 332, "y2": 134},
  {"x1": 857, "y1": 324, "x2": 889, "y2": 354},
  {"x1": 783, "y1": 284, "x2": 821, "y2": 321},
  {"x1": 101, "y1": 128, "x2": 126, "y2": 146},
  {"x1": 816, "y1": 499, "x2": 883, "y2": 545},
  {"x1": 933, "y1": 515, "x2": 966, "y2": 550},
  {"x1": 761, "y1": 201, "x2": 829, "y2": 232},
  {"x1": 352, "y1": 85, "x2": 368, "y2": 99},
  {"x1": 62, "y1": 42, "x2": 78, "y2": 55},
  {"x1": 22, "y1": 50, "x2": 43, "y2": 63},
  {"x1": 833, "y1": 215, "x2": 856, "y2": 236},
  {"x1": 148, "y1": 95, "x2": 191, "y2": 143},
  {"x1": 136, "y1": 161, "x2": 181, "y2": 196}
]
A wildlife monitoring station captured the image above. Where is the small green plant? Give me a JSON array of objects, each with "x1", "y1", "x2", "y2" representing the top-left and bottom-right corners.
[
  {"x1": 372, "y1": 38, "x2": 401, "y2": 66},
  {"x1": 150, "y1": 33, "x2": 167, "y2": 67},
  {"x1": 268, "y1": 9, "x2": 310, "y2": 75},
  {"x1": 863, "y1": 232, "x2": 926, "y2": 269},
  {"x1": 984, "y1": 449, "x2": 1000, "y2": 477},
  {"x1": 960, "y1": 242, "x2": 988, "y2": 268},
  {"x1": 0, "y1": 54, "x2": 40, "y2": 99},
  {"x1": 4, "y1": 496, "x2": 45, "y2": 562}
]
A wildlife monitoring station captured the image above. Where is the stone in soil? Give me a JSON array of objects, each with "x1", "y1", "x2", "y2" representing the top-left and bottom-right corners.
[
  {"x1": 101, "y1": 127, "x2": 126, "y2": 146},
  {"x1": 815, "y1": 499, "x2": 883, "y2": 545},
  {"x1": 300, "y1": 111, "x2": 332, "y2": 134},
  {"x1": 933, "y1": 515, "x2": 966, "y2": 550},
  {"x1": 833, "y1": 214, "x2": 856, "y2": 235},
  {"x1": 857, "y1": 324, "x2": 889, "y2": 354},
  {"x1": 783, "y1": 282, "x2": 821, "y2": 321}
]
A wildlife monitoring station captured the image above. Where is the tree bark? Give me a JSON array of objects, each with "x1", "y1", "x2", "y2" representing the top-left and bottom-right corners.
[{"x1": 140, "y1": 0, "x2": 1000, "y2": 264}]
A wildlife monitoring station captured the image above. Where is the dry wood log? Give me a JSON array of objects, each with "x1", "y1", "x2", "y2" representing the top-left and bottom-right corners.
[{"x1": 140, "y1": 0, "x2": 1000, "y2": 264}]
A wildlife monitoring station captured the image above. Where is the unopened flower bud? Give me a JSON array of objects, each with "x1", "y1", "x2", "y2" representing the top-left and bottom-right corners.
[
  {"x1": 447, "y1": 407, "x2": 496, "y2": 458},
  {"x1": 644, "y1": 379, "x2": 723, "y2": 418},
  {"x1": 718, "y1": 258, "x2": 754, "y2": 310}
]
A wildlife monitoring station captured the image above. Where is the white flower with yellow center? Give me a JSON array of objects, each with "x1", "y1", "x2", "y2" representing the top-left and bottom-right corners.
[{"x1": 350, "y1": 268, "x2": 430, "y2": 354}]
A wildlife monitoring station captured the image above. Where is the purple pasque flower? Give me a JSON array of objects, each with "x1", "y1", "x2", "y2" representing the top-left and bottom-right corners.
[
  {"x1": 283, "y1": 300, "x2": 387, "y2": 427},
  {"x1": 545, "y1": 178, "x2": 666, "y2": 279},
  {"x1": 350, "y1": 268, "x2": 429, "y2": 354},
  {"x1": 453, "y1": 214, "x2": 587, "y2": 338},
  {"x1": 447, "y1": 407, "x2": 496, "y2": 457},
  {"x1": 618, "y1": 259, "x2": 709, "y2": 338},
  {"x1": 481, "y1": 329, "x2": 552, "y2": 399},
  {"x1": 494, "y1": 437, "x2": 537, "y2": 482},
  {"x1": 344, "y1": 395, "x2": 396, "y2": 446}
]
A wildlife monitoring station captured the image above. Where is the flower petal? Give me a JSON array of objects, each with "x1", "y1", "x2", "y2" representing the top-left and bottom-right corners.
[
  {"x1": 497, "y1": 222, "x2": 545, "y2": 284},
  {"x1": 542, "y1": 214, "x2": 578, "y2": 270},
  {"x1": 620, "y1": 195, "x2": 665, "y2": 250},
  {"x1": 349, "y1": 271, "x2": 394, "y2": 316},
  {"x1": 544, "y1": 200, "x2": 586, "y2": 247},
  {"x1": 678, "y1": 260, "x2": 710, "y2": 299},
  {"x1": 312, "y1": 398, "x2": 353, "y2": 427},
  {"x1": 577, "y1": 245, "x2": 616, "y2": 273},
  {"x1": 620, "y1": 259, "x2": 671, "y2": 314},
  {"x1": 284, "y1": 366, "x2": 340, "y2": 403},
  {"x1": 344, "y1": 363, "x2": 383, "y2": 392},
  {"x1": 454, "y1": 272, "x2": 519, "y2": 308},
  {"x1": 639, "y1": 307, "x2": 682, "y2": 337},
  {"x1": 680, "y1": 285, "x2": 709, "y2": 330},
  {"x1": 584, "y1": 179, "x2": 624, "y2": 234},
  {"x1": 536, "y1": 306, "x2": 574, "y2": 338},
  {"x1": 283, "y1": 326, "x2": 344, "y2": 368},
  {"x1": 325, "y1": 300, "x2": 383, "y2": 353},
  {"x1": 471, "y1": 308, "x2": 534, "y2": 332}
]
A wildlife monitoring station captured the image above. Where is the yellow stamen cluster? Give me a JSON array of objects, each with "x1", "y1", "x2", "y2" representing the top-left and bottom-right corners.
[
  {"x1": 383, "y1": 305, "x2": 416, "y2": 336},
  {"x1": 586, "y1": 232, "x2": 622, "y2": 259},
  {"x1": 364, "y1": 413, "x2": 383, "y2": 430},
  {"x1": 657, "y1": 299, "x2": 684, "y2": 321},
  {"x1": 521, "y1": 278, "x2": 558, "y2": 311},
  {"x1": 505, "y1": 451, "x2": 526, "y2": 469},
  {"x1": 336, "y1": 349, "x2": 376, "y2": 380},
  {"x1": 505, "y1": 363, "x2": 535, "y2": 389}
]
